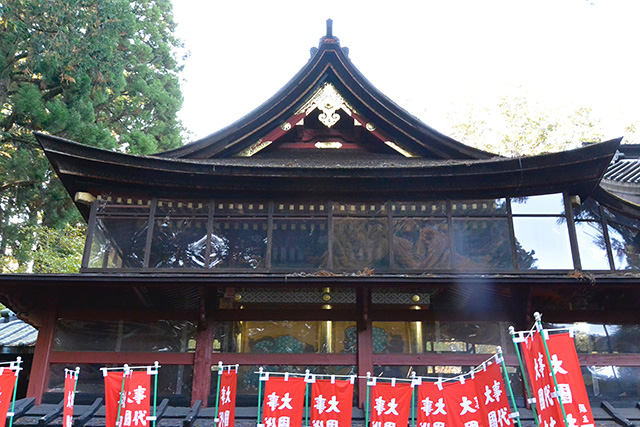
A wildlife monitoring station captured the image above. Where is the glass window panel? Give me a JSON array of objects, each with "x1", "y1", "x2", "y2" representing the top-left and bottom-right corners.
[
  {"x1": 511, "y1": 193, "x2": 565, "y2": 215},
  {"x1": 54, "y1": 319, "x2": 196, "y2": 352},
  {"x1": 451, "y1": 199, "x2": 508, "y2": 216},
  {"x1": 572, "y1": 197, "x2": 602, "y2": 221},
  {"x1": 393, "y1": 219, "x2": 449, "y2": 269},
  {"x1": 513, "y1": 217, "x2": 573, "y2": 269},
  {"x1": 371, "y1": 322, "x2": 410, "y2": 354},
  {"x1": 603, "y1": 206, "x2": 640, "y2": 229},
  {"x1": 213, "y1": 321, "x2": 356, "y2": 354},
  {"x1": 271, "y1": 219, "x2": 328, "y2": 269},
  {"x1": 48, "y1": 364, "x2": 192, "y2": 402},
  {"x1": 54, "y1": 319, "x2": 118, "y2": 351},
  {"x1": 607, "y1": 224, "x2": 640, "y2": 270},
  {"x1": 88, "y1": 220, "x2": 122, "y2": 268},
  {"x1": 392, "y1": 201, "x2": 447, "y2": 217},
  {"x1": 333, "y1": 218, "x2": 389, "y2": 269},
  {"x1": 547, "y1": 323, "x2": 640, "y2": 354},
  {"x1": 149, "y1": 218, "x2": 208, "y2": 268},
  {"x1": 90, "y1": 217, "x2": 147, "y2": 268},
  {"x1": 452, "y1": 219, "x2": 513, "y2": 270},
  {"x1": 575, "y1": 221, "x2": 611, "y2": 270},
  {"x1": 210, "y1": 219, "x2": 267, "y2": 269},
  {"x1": 583, "y1": 366, "x2": 640, "y2": 404},
  {"x1": 374, "y1": 322, "x2": 509, "y2": 354}
]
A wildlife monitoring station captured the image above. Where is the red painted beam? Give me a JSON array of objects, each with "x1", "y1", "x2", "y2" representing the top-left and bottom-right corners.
[{"x1": 49, "y1": 352, "x2": 194, "y2": 365}]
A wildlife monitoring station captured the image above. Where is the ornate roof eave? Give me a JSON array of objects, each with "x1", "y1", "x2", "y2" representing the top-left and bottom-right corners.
[
  {"x1": 156, "y1": 37, "x2": 493, "y2": 160},
  {"x1": 36, "y1": 132, "x2": 621, "y2": 220}
]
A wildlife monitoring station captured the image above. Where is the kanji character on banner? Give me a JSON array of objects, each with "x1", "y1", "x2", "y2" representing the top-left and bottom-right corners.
[
  {"x1": 311, "y1": 378, "x2": 353, "y2": 427},
  {"x1": 417, "y1": 381, "x2": 450, "y2": 427},
  {"x1": 262, "y1": 376, "x2": 306, "y2": 427},
  {"x1": 370, "y1": 382, "x2": 413, "y2": 427},
  {"x1": 444, "y1": 378, "x2": 484, "y2": 427},
  {"x1": 104, "y1": 371, "x2": 151, "y2": 427},
  {"x1": 63, "y1": 369, "x2": 79, "y2": 427},
  {"x1": 218, "y1": 370, "x2": 237, "y2": 427},
  {"x1": 474, "y1": 363, "x2": 512, "y2": 427},
  {"x1": 543, "y1": 333, "x2": 595, "y2": 427},
  {"x1": 522, "y1": 333, "x2": 564, "y2": 427}
]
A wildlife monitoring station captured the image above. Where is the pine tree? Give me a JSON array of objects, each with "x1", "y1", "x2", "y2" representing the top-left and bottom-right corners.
[{"x1": 0, "y1": 0, "x2": 185, "y2": 271}]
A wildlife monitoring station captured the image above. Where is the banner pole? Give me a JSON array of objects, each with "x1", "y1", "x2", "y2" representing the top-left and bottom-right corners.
[
  {"x1": 7, "y1": 357, "x2": 21, "y2": 427},
  {"x1": 509, "y1": 326, "x2": 541, "y2": 427},
  {"x1": 71, "y1": 367, "x2": 80, "y2": 427},
  {"x1": 115, "y1": 365, "x2": 129, "y2": 427},
  {"x1": 496, "y1": 347, "x2": 522, "y2": 427},
  {"x1": 534, "y1": 312, "x2": 570, "y2": 427},
  {"x1": 410, "y1": 371, "x2": 416, "y2": 427},
  {"x1": 257, "y1": 367, "x2": 264, "y2": 426},
  {"x1": 214, "y1": 362, "x2": 222, "y2": 427},
  {"x1": 152, "y1": 361, "x2": 159, "y2": 427},
  {"x1": 365, "y1": 372, "x2": 371, "y2": 427},
  {"x1": 304, "y1": 370, "x2": 310, "y2": 427}
]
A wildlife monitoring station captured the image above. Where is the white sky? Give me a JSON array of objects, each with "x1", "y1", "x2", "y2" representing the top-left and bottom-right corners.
[{"x1": 172, "y1": 0, "x2": 640, "y2": 143}]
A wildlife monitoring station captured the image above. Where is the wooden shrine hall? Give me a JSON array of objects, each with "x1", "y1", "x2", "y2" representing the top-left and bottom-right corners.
[{"x1": 2, "y1": 20, "x2": 640, "y2": 426}]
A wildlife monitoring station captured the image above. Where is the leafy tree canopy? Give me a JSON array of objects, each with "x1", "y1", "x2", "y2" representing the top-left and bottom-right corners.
[
  {"x1": 0, "y1": 0, "x2": 185, "y2": 272},
  {"x1": 449, "y1": 94, "x2": 605, "y2": 157}
]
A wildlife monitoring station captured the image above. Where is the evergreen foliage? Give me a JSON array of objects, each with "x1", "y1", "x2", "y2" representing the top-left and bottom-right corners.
[{"x1": 0, "y1": 0, "x2": 185, "y2": 272}]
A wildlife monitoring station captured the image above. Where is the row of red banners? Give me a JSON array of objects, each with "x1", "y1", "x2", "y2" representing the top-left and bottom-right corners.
[
  {"x1": 0, "y1": 327, "x2": 593, "y2": 427},
  {"x1": 519, "y1": 332, "x2": 595, "y2": 427},
  {"x1": 255, "y1": 361, "x2": 513, "y2": 427}
]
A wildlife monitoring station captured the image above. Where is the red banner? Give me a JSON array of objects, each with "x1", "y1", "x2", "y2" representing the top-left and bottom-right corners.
[
  {"x1": 105, "y1": 371, "x2": 151, "y2": 427},
  {"x1": 218, "y1": 370, "x2": 237, "y2": 427},
  {"x1": 417, "y1": 381, "x2": 450, "y2": 427},
  {"x1": 544, "y1": 333, "x2": 595, "y2": 427},
  {"x1": 370, "y1": 382, "x2": 413, "y2": 427},
  {"x1": 444, "y1": 378, "x2": 484, "y2": 427},
  {"x1": 121, "y1": 371, "x2": 151, "y2": 427},
  {"x1": 262, "y1": 377, "x2": 306, "y2": 427},
  {"x1": 0, "y1": 369, "x2": 17, "y2": 427},
  {"x1": 522, "y1": 333, "x2": 564, "y2": 427},
  {"x1": 63, "y1": 370, "x2": 78, "y2": 427},
  {"x1": 310, "y1": 378, "x2": 354, "y2": 427},
  {"x1": 105, "y1": 371, "x2": 128, "y2": 427},
  {"x1": 474, "y1": 363, "x2": 513, "y2": 427}
]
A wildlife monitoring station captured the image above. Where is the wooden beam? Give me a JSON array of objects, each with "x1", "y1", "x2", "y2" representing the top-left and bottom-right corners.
[
  {"x1": 49, "y1": 352, "x2": 194, "y2": 365},
  {"x1": 57, "y1": 309, "x2": 198, "y2": 322},
  {"x1": 372, "y1": 354, "x2": 519, "y2": 366}
]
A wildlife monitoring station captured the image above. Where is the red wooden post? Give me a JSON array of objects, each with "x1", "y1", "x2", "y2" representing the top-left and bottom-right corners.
[
  {"x1": 191, "y1": 318, "x2": 214, "y2": 406},
  {"x1": 357, "y1": 287, "x2": 372, "y2": 409},
  {"x1": 27, "y1": 300, "x2": 58, "y2": 404}
]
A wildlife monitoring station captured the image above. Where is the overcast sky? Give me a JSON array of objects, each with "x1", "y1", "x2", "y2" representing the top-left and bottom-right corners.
[{"x1": 172, "y1": 0, "x2": 640, "y2": 143}]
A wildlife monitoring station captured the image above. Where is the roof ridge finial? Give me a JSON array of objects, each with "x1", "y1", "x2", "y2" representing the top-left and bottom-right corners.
[{"x1": 326, "y1": 19, "x2": 333, "y2": 38}]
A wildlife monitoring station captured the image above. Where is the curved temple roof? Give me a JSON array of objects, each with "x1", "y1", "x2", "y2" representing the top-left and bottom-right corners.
[
  {"x1": 156, "y1": 22, "x2": 493, "y2": 160},
  {"x1": 35, "y1": 21, "x2": 622, "y2": 219}
]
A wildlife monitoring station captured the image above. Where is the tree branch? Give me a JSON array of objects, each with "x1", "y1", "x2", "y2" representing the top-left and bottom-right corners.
[{"x1": 0, "y1": 180, "x2": 34, "y2": 193}]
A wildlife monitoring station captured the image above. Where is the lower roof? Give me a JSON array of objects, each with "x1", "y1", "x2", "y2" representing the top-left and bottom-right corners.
[{"x1": 36, "y1": 133, "x2": 621, "y2": 220}]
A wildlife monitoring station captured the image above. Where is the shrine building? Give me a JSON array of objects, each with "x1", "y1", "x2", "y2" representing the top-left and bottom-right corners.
[{"x1": 2, "y1": 21, "x2": 640, "y2": 423}]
